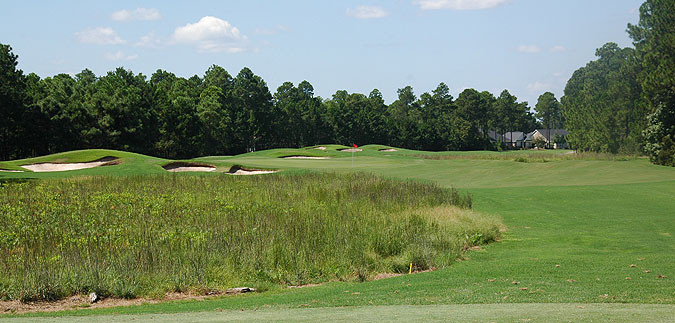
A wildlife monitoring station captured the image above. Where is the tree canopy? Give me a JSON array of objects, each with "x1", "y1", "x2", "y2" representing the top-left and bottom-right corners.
[
  {"x1": 561, "y1": 0, "x2": 673, "y2": 165},
  {"x1": 628, "y1": 0, "x2": 675, "y2": 165},
  {"x1": 1, "y1": 44, "x2": 541, "y2": 160}
]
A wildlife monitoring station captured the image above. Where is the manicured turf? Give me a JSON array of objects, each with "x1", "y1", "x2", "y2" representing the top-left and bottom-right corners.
[
  {"x1": 0, "y1": 149, "x2": 169, "y2": 178},
  {"x1": 1, "y1": 146, "x2": 674, "y2": 320},
  {"x1": 3, "y1": 304, "x2": 674, "y2": 322}
]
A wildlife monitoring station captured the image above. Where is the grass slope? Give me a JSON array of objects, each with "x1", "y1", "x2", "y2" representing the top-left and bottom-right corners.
[
  {"x1": 1, "y1": 146, "x2": 674, "y2": 319},
  {"x1": 0, "y1": 149, "x2": 243, "y2": 179}
]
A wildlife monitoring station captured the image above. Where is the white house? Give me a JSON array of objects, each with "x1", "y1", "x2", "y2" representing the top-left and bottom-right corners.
[{"x1": 524, "y1": 129, "x2": 569, "y2": 149}]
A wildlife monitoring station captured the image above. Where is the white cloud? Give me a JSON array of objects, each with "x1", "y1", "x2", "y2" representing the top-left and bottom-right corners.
[
  {"x1": 135, "y1": 32, "x2": 162, "y2": 48},
  {"x1": 527, "y1": 81, "x2": 551, "y2": 92},
  {"x1": 111, "y1": 8, "x2": 161, "y2": 21},
  {"x1": 550, "y1": 45, "x2": 565, "y2": 52},
  {"x1": 75, "y1": 27, "x2": 125, "y2": 45},
  {"x1": 347, "y1": 6, "x2": 389, "y2": 19},
  {"x1": 415, "y1": 0, "x2": 507, "y2": 10},
  {"x1": 172, "y1": 16, "x2": 246, "y2": 53},
  {"x1": 518, "y1": 45, "x2": 541, "y2": 53},
  {"x1": 104, "y1": 51, "x2": 138, "y2": 61}
]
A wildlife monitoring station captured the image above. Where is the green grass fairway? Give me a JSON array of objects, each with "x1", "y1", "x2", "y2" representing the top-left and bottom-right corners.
[
  {"x1": 1, "y1": 146, "x2": 674, "y2": 320},
  {"x1": 3, "y1": 304, "x2": 674, "y2": 322}
]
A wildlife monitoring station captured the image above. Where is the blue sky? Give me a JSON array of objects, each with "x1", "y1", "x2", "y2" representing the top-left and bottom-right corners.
[{"x1": 2, "y1": 0, "x2": 642, "y2": 106}]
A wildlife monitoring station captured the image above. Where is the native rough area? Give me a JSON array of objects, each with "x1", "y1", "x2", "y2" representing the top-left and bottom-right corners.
[{"x1": 0, "y1": 173, "x2": 497, "y2": 302}]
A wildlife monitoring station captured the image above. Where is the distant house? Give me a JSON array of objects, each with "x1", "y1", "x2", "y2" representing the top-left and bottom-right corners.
[
  {"x1": 524, "y1": 129, "x2": 569, "y2": 149},
  {"x1": 486, "y1": 130, "x2": 526, "y2": 149},
  {"x1": 502, "y1": 131, "x2": 525, "y2": 148},
  {"x1": 487, "y1": 130, "x2": 500, "y2": 143}
]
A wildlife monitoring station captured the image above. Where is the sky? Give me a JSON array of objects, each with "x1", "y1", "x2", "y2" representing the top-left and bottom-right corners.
[{"x1": 2, "y1": 0, "x2": 643, "y2": 106}]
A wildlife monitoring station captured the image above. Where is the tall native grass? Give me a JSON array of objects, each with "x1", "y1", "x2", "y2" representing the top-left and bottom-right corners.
[{"x1": 0, "y1": 173, "x2": 500, "y2": 302}]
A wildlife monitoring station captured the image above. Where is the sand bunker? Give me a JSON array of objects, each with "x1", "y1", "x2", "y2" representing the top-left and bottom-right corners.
[
  {"x1": 0, "y1": 169, "x2": 24, "y2": 172},
  {"x1": 314, "y1": 146, "x2": 327, "y2": 150},
  {"x1": 163, "y1": 162, "x2": 216, "y2": 172},
  {"x1": 228, "y1": 165, "x2": 277, "y2": 176},
  {"x1": 22, "y1": 157, "x2": 118, "y2": 172},
  {"x1": 231, "y1": 169, "x2": 277, "y2": 175},
  {"x1": 339, "y1": 148, "x2": 362, "y2": 152},
  {"x1": 379, "y1": 148, "x2": 397, "y2": 152},
  {"x1": 281, "y1": 156, "x2": 331, "y2": 160}
]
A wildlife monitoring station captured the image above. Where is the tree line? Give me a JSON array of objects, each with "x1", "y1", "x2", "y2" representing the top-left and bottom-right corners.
[
  {"x1": 1, "y1": 46, "x2": 545, "y2": 160},
  {"x1": 561, "y1": 0, "x2": 674, "y2": 166},
  {"x1": 3, "y1": 1, "x2": 670, "y2": 165}
]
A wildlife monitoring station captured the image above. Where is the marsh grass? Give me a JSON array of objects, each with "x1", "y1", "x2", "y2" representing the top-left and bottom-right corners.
[{"x1": 0, "y1": 173, "x2": 498, "y2": 302}]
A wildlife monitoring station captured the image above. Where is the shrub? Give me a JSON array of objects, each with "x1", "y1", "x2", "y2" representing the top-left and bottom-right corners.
[{"x1": 533, "y1": 136, "x2": 548, "y2": 149}]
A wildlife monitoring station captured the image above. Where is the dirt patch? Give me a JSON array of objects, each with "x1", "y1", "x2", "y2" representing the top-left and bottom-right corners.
[
  {"x1": 281, "y1": 156, "x2": 331, "y2": 160},
  {"x1": 1, "y1": 295, "x2": 150, "y2": 314},
  {"x1": 21, "y1": 157, "x2": 119, "y2": 172},
  {"x1": 0, "y1": 289, "x2": 255, "y2": 314},
  {"x1": 227, "y1": 165, "x2": 277, "y2": 175},
  {"x1": 163, "y1": 162, "x2": 216, "y2": 172},
  {"x1": 379, "y1": 149, "x2": 397, "y2": 152},
  {"x1": 339, "y1": 148, "x2": 362, "y2": 152}
]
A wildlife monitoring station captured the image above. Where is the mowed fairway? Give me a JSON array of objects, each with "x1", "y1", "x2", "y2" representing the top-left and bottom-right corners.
[{"x1": 2, "y1": 146, "x2": 674, "y2": 321}]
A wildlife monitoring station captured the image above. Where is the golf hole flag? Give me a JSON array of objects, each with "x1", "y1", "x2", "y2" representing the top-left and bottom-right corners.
[{"x1": 351, "y1": 144, "x2": 357, "y2": 167}]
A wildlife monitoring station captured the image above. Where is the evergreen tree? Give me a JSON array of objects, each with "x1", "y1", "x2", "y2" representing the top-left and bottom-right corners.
[
  {"x1": 0, "y1": 44, "x2": 26, "y2": 160},
  {"x1": 628, "y1": 0, "x2": 675, "y2": 165}
]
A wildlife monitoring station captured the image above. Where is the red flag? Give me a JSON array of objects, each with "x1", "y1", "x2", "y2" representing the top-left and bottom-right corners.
[{"x1": 353, "y1": 144, "x2": 358, "y2": 148}]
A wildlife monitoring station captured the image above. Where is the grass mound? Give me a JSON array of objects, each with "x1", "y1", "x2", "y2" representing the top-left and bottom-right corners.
[{"x1": 0, "y1": 173, "x2": 498, "y2": 302}]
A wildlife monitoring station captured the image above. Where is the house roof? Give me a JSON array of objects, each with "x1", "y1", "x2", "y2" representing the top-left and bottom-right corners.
[
  {"x1": 525, "y1": 131, "x2": 535, "y2": 141},
  {"x1": 502, "y1": 131, "x2": 524, "y2": 142},
  {"x1": 533, "y1": 129, "x2": 568, "y2": 141},
  {"x1": 487, "y1": 130, "x2": 500, "y2": 141}
]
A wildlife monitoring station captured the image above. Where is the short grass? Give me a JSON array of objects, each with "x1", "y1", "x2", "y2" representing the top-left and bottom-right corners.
[
  {"x1": 0, "y1": 149, "x2": 169, "y2": 178},
  {"x1": 219, "y1": 146, "x2": 673, "y2": 189},
  {"x1": 5, "y1": 304, "x2": 673, "y2": 322},
  {"x1": 1, "y1": 146, "x2": 674, "y2": 319}
]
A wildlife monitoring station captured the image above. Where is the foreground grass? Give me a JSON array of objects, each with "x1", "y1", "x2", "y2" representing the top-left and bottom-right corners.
[
  {"x1": 8, "y1": 179, "x2": 670, "y2": 319},
  {"x1": 4, "y1": 304, "x2": 674, "y2": 322},
  {"x1": 1, "y1": 147, "x2": 674, "y2": 319},
  {"x1": 0, "y1": 173, "x2": 498, "y2": 302}
]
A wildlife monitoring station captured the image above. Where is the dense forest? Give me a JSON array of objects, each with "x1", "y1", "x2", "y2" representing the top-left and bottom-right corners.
[
  {"x1": 561, "y1": 0, "x2": 674, "y2": 165},
  {"x1": 1, "y1": 0, "x2": 673, "y2": 166},
  {"x1": 0, "y1": 45, "x2": 543, "y2": 160}
]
